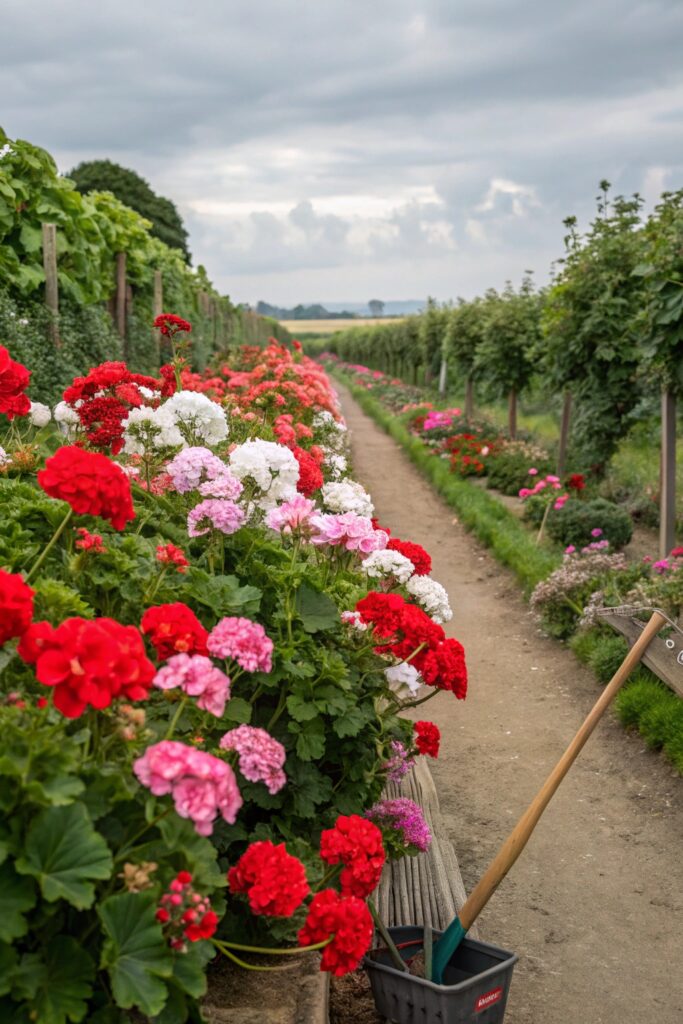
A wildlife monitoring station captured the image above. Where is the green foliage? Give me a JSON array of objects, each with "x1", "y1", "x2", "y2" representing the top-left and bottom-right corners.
[
  {"x1": 486, "y1": 440, "x2": 553, "y2": 495},
  {"x1": 632, "y1": 189, "x2": 683, "y2": 395},
  {"x1": 546, "y1": 497, "x2": 633, "y2": 549},
  {"x1": 99, "y1": 892, "x2": 174, "y2": 1017},
  {"x1": 616, "y1": 675, "x2": 683, "y2": 770},
  {"x1": 474, "y1": 276, "x2": 542, "y2": 401},
  {"x1": 69, "y1": 159, "x2": 190, "y2": 263},
  {"x1": 541, "y1": 185, "x2": 646, "y2": 468},
  {"x1": 570, "y1": 629, "x2": 630, "y2": 684},
  {"x1": 444, "y1": 297, "x2": 486, "y2": 385},
  {"x1": 417, "y1": 297, "x2": 448, "y2": 382}
]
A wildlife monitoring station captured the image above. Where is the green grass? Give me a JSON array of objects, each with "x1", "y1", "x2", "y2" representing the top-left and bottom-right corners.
[{"x1": 335, "y1": 369, "x2": 683, "y2": 775}]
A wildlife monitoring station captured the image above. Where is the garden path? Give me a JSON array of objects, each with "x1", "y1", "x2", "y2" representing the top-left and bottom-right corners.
[{"x1": 337, "y1": 384, "x2": 683, "y2": 1024}]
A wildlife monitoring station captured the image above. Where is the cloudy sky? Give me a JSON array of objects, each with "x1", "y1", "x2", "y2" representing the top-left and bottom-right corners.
[{"x1": 3, "y1": 0, "x2": 683, "y2": 306}]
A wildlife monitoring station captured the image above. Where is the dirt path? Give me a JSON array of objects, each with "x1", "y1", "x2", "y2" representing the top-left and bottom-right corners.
[{"x1": 337, "y1": 384, "x2": 683, "y2": 1024}]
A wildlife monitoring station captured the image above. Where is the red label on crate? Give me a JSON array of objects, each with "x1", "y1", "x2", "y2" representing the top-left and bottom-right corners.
[{"x1": 474, "y1": 986, "x2": 503, "y2": 1013}]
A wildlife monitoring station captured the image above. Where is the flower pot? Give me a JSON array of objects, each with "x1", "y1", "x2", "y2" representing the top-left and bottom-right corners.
[{"x1": 364, "y1": 925, "x2": 517, "y2": 1024}]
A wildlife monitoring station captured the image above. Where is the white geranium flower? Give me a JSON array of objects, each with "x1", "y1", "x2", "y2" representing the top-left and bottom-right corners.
[
  {"x1": 322, "y1": 479, "x2": 373, "y2": 517},
  {"x1": 340, "y1": 610, "x2": 368, "y2": 631},
  {"x1": 324, "y1": 451, "x2": 347, "y2": 479},
  {"x1": 406, "y1": 575, "x2": 453, "y2": 624},
  {"x1": 362, "y1": 549, "x2": 415, "y2": 584},
  {"x1": 122, "y1": 406, "x2": 183, "y2": 454},
  {"x1": 164, "y1": 390, "x2": 229, "y2": 446},
  {"x1": 384, "y1": 662, "x2": 422, "y2": 697},
  {"x1": 0, "y1": 446, "x2": 11, "y2": 467},
  {"x1": 53, "y1": 400, "x2": 81, "y2": 438},
  {"x1": 229, "y1": 439, "x2": 300, "y2": 510},
  {"x1": 29, "y1": 402, "x2": 51, "y2": 427}
]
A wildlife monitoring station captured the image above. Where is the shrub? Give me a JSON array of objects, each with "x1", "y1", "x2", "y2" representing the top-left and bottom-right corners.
[
  {"x1": 547, "y1": 497, "x2": 633, "y2": 549},
  {"x1": 486, "y1": 439, "x2": 553, "y2": 495},
  {"x1": 616, "y1": 676, "x2": 683, "y2": 770},
  {"x1": 529, "y1": 550, "x2": 637, "y2": 639}
]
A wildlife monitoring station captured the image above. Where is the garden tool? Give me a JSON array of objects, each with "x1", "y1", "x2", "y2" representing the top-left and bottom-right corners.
[{"x1": 430, "y1": 606, "x2": 674, "y2": 984}]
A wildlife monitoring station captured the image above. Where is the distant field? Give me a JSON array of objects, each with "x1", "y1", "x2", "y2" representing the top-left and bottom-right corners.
[{"x1": 279, "y1": 316, "x2": 406, "y2": 335}]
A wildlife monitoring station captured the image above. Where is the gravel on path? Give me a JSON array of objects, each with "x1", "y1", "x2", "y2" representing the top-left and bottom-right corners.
[{"x1": 337, "y1": 383, "x2": 683, "y2": 1024}]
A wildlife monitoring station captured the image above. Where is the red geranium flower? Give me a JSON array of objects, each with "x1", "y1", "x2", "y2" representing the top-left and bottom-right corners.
[
  {"x1": 0, "y1": 345, "x2": 31, "y2": 419},
  {"x1": 297, "y1": 890, "x2": 373, "y2": 975},
  {"x1": 420, "y1": 638, "x2": 467, "y2": 698},
  {"x1": 414, "y1": 720, "x2": 440, "y2": 758},
  {"x1": 0, "y1": 569, "x2": 34, "y2": 646},
  {"x1": 140, "y1": 603, "x2": 209, "y2": 660},
  {"x1": 387, "y1": 538, "x2": 432, "y2": 576},
  {"x1": 293, "y1": 446, "x2": 324, "y2": 497},
  {"x1": 320, "y1": 815, "x2": 385, "y2": 899},
  {"x1": 154, "y1": 313, "x2": 192, "y2": 337},
  {"x1": 18, "y1": 616, "x2": 155, "y2": 718},
  {"x1": 37, "y1": 445, "x2": 135, "y2": 531},
  {"x1": 228, "y1": 840, "x2": 310, "y2": 917},
  {"x1": 565, "y1": 473, "x2": 586, "y2": 492},
  {"x1": 156, "y1": 543, "x2": 189, "y2": 573}
]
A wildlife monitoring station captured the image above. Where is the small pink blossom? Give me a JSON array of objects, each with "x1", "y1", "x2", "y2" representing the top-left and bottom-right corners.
[
  {"x1": 220, "y1": 725, "x2": 287, "y2": 794},
  {"x1": 310, "y1": 512, "x2": 388, "y2": 554},
  {"x1": 153, "y1": 653, "x2": 231, "y2": 717},
  {"x1": 208, "y1": 617, "x2": 274, "y2": 673},
  {"x1": 591, "y1": 528, "x2": 603, "y2": 538},
  {"x1": 528, "y1": 467, "x2": 538, "y2": 476},
  {"x1": 546, "y1": 475, "x2": 560, "y2": 484},
  {"x1": 134, "y1": 740, "x2": 242, "y2": 836},
  {"x1": 265, "y1": 495, "x2": 316, "y2": 534},
  {"x1": 565, "y1": 545, "x2": 576, "y2": 554},
  {"x1": 198, "y1": 469, "x2": 243, "y2": 500},
  {"x1": 167, "y1": 447, "x2": 226, "y2": 493},
  {"x1": 653, "y1": 559, "x2": 671, "y2": 574},
  {"x1": 519, "y1": 487, "x2": 532, "y2": 498},
  {"x1": 188, "y1": 499, "x2": 245, "y2": 537}
]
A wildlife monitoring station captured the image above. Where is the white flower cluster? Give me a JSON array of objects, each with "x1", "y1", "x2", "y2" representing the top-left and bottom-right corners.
[
  {"x1": 361, "y1": 549, "x2": 415, "y2": 584},
  {"x1": 229, "y1": 439, "x2": 300, "y2": 509},
  {"x1": 53, "y1": 400, "x2": 81, "y2": 438},
  {"x1": 0, "y1": 446, "x2": 10, "y2": 467},
  {"x1": 323, "y1": 450, "x2": 347, "y2": 480},
  {"x1": 164, "y1": 391, "x2": 229, "y2": 446},
  {"x1": 384, "y1": 662, "x2": 422, "y2": 697},
  {"x1": 322, "y1": 479, "x2": 373, "y2": 517},
  {"x1": 313, "y1": 410, "x2": 346, "y2": 433},
  {"x1": 29, "y1": 402, "x2": 51, "y2": 427},
  {"x1": 406, "y1": 575, "x2": 453, "y2": 624},
  {"x1": 340, "y1": 610, "x2": 368, "y2": 631},
  {"x1": 121, "y1": 406, "x2": 184, "y2": 454}
]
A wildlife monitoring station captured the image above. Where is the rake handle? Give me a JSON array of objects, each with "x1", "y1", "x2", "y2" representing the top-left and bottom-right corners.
[{"x1": 458, "y1": 609, "x2": 666, "y2": 931}]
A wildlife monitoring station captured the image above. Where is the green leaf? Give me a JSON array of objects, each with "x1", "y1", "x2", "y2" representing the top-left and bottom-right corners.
[
  {"x1": 222, "y1": 696, "x2": 252, "y2": 725},
  {"x1": 99, "y1": 892, "x2": 173, "y2": 1018},
  {"x1": 15, "y1": 803, "x2": 113, "y2": 908},
  {"x1": 332, "y1": 705, "x2": 371, "y2": 738},
  {"x1": 30, "y1": 938, "x2": 95, "y2": 1024},
  {"x1": 0, "y1": 861, "x2": 36, "y2": 942},
  {"x1": 188, "y1": 571, "x2": 261, "y2": 616},
  {"x1": 294, "y1": 583, "x2": 340, "y2": 633},
  {"x1": 153, "y1": 815, "x2": 225, "y2": 891},
  {"x1": 286, "y1": 693, "x2": 319, "y2": 722},
  {"x1": 290, "y1": 717, "x2": 326, "y2": 760},
  {"x1": 170, "y1": 941, "x2": 214, "y2": 998},
  {"x1": 19, "y1": 223, "x2": 43, "y2": 253}
]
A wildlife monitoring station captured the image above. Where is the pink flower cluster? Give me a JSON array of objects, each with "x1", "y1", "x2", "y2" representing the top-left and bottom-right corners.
[
  {"x1": 208, "y1": 616, "x2": 274, "y2": 673},
  {"x1": 220, "y1": 725, "x2": 287, "y2": 794},
  {"x1": 167, "y1": 447, "x2": 226, "y2": 493},
  {"x1": 423, "y1": 408, "x2": 462, "y2": 431},
  {"x1": 133, "y1": 740, "x2": 243, "y2": 836},
  {"x1": 265, "y1": 495, "x2": 316, "y2": 534},
  {"x1": 153, "y1": 653, "x2": 231, "y2": 717},
  {"x1": 519, "y1": 473, "x2": 568, "y2": 510},
  {"x1": 310, "y1": 512, "x2": 388, "y2": 554},
  {"x1": 187, "y1": 499, "x2": 245, "y2": 537}
]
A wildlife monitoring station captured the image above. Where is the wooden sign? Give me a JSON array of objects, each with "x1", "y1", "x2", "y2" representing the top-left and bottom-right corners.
[{"x1": 598, "y1": 609, "x2": 683, "y2": 698}]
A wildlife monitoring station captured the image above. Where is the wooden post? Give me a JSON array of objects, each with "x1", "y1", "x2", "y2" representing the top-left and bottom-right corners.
[
  {"x1": 508, "y1": 389, "x2": 517, "y2": 439},
  {"x1": 153, "y1": 270, "x2": 163, "y2": 320},
  {"x1": 438, "y1": 358, "x2": 447, "y2": 396},
  {"x1": 42, "y1": 223, "x2": 59, "y2": 346},
  {"x1": 557, "y1": 391, "x2": 572, "y2": 477},
  {"x1": 465, "y1": 377, "x2": 474, "y2": 420},
  {"x1": 115, "y1": 252, "x2": 127, "y2": 339},
  {"x1": 660, "y1": 390, "x2": 676, "y2": 559}
]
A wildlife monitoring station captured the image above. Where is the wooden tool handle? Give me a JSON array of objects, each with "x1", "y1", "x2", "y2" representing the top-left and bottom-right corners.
[{"x1": 458, "y1": 610, "x2": 667, "y2": 932}]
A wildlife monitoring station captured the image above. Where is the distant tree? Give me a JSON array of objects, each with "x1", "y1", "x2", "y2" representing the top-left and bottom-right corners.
[
  {"x1": 67, "y1": 159, "x2": 191, "y2": 262},
  {"x1": 368, "y1": 299, "x2": 385, "y2": 318}
]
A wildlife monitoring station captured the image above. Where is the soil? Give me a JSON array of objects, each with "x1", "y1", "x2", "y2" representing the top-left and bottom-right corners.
[
  {"x1": 336, "y1": 383, "x2": 683, "y2": 1024},
  {"x1": 330, "y1": 972, "x2": 384, "y2": 1024}
]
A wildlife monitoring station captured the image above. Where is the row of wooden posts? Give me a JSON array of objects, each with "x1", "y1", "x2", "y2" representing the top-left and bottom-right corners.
[{"x1": 437, "y1": 356, "x2": 678, "y2": 559}]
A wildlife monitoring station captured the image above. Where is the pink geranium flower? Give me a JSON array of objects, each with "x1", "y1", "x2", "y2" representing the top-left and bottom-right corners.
[
  {"x1": 220, "y1": 725, "x2": 287, "y2": 794},
  {"x1": 153, "y1": 653, "x2": 231, "y2": 717},
  {"x1": 208, "y1": 617, "x2": 274, "y2": 673}
]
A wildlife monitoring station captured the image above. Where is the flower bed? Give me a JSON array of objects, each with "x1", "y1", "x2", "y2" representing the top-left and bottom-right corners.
[
  {"x1": 0, "y1": 328, "x2": 467, "y2": 1022},
  {"x1": 326, "y1": 359, "x2": 683, "y2": 774}
]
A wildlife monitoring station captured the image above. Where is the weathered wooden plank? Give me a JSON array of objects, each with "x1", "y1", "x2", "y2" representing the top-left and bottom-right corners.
[
  {"x1": 600, "y1": 611, "x2": 683, "y2": 698},
  {"x1": 660, "y1": 390, "x2": 676, "y2": 559}
]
